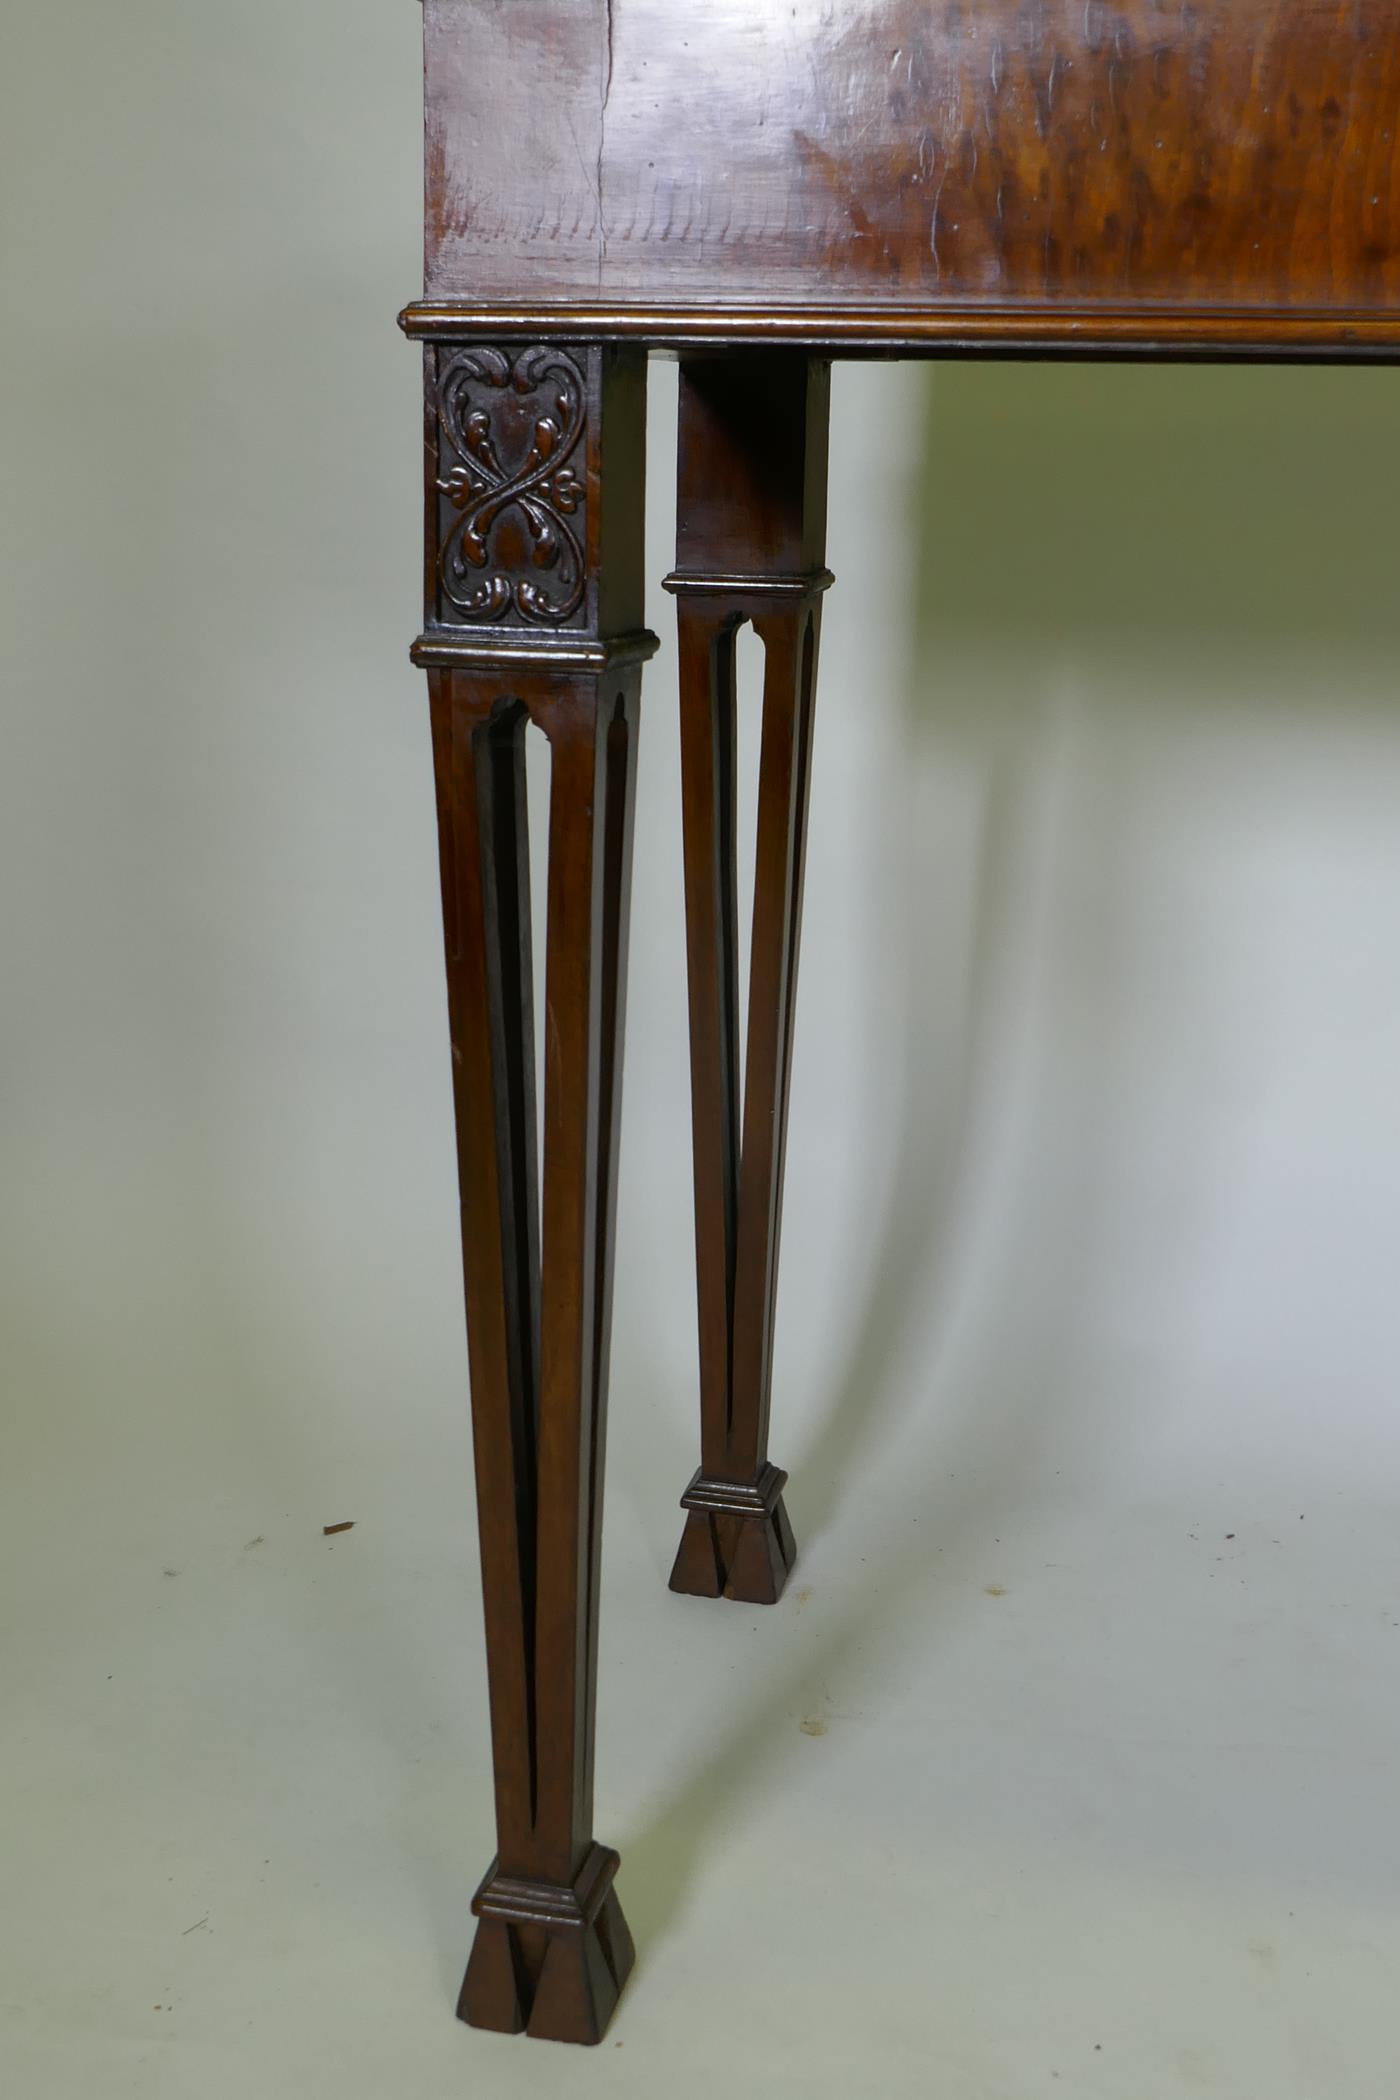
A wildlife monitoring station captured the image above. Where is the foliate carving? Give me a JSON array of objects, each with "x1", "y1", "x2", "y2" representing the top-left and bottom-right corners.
[{"x1": 432, "y1": 346, "x2": 588, "y2": 627}]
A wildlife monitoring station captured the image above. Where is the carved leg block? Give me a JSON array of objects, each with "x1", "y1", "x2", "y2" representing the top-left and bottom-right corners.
[
  {"x1": 414, "y1": 338, "x2": 656, "y2": 2044},
  {"x1": 458, "y1": 1844, "x2": 636, "y2": 2046},
  {"x1": 663, "y1": 353, "x2": 832, "y2": 1606}
]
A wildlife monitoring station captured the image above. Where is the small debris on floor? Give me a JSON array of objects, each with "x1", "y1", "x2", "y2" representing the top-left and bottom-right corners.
[{"x1": 323, "y1": 1522, "x2": 355, "y2": 1536}]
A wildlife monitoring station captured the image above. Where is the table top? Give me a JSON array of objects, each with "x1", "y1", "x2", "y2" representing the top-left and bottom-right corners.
[{"x1": 408, "y1": 0, "x2": 1400, "y2": 358}]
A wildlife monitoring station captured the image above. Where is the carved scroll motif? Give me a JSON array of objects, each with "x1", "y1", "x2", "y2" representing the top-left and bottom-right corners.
[{"x1": 433, "y1": 346, "x2": 587, "y2": 626}]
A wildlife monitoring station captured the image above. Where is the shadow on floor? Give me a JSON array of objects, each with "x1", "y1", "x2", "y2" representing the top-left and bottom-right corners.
[{"x1": 621, "y1": 356, "x2": 1400, "y2": 1954}]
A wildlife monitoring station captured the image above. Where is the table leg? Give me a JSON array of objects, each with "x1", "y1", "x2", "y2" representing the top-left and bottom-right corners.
[
  {"x1": 664, "y1": 353, "x2": 832, "y2": 1606},
  {"x1": 414, "y1": 341, "x2": 655, "y2": 2043}
]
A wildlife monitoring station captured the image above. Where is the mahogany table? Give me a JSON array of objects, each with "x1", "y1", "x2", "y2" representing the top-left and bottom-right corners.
[{"x1": 400, "y1": 0, "x2": 1400, "y2": 2045}]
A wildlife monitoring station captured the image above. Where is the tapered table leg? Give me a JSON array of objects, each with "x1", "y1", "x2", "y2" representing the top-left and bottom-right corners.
[
  {"x1": 664, "y1": 354, "x2": 832, "y2": 1606},
  {"x1": 414, "y1": 340, "x2": 656, "y2": 2044}
]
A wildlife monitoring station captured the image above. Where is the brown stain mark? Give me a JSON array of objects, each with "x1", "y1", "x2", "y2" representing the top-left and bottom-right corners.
[{"x1": 791, "y1": 128, "x2": 878, "y2": 241}]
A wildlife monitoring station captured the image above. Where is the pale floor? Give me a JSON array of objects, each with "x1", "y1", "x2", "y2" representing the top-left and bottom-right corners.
[{"x1": 6, "y1": 1254, "x2": 1400, "y2": 2100}]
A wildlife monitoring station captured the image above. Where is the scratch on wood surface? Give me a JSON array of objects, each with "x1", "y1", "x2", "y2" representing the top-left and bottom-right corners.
[
  {"x1": 598, "y1": 0, "x2": 616, "y2": 279},
  {"x1": 929, "y1": 163, "x2": 949, "y2": 272}
]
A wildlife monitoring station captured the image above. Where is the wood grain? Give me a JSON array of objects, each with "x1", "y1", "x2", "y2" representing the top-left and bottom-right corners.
[{"x1": 424, "y1": 0, "x2": 1400, "y2": 331}]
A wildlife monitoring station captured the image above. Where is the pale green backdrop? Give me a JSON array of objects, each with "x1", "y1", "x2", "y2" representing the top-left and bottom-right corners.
[{"x1": 5, "y1": 7, "x2": 1400, "y2": 2097}]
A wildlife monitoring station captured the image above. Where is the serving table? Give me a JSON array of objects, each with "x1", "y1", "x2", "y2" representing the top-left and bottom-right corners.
[{"x1": 401, "y1": 0, "x2": 1400, "y2": 2044}]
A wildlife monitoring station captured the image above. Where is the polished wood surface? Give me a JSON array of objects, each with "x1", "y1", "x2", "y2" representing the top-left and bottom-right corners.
[{"x1": 422, "y1": 0, "x2": 1400, "y2": 349}]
